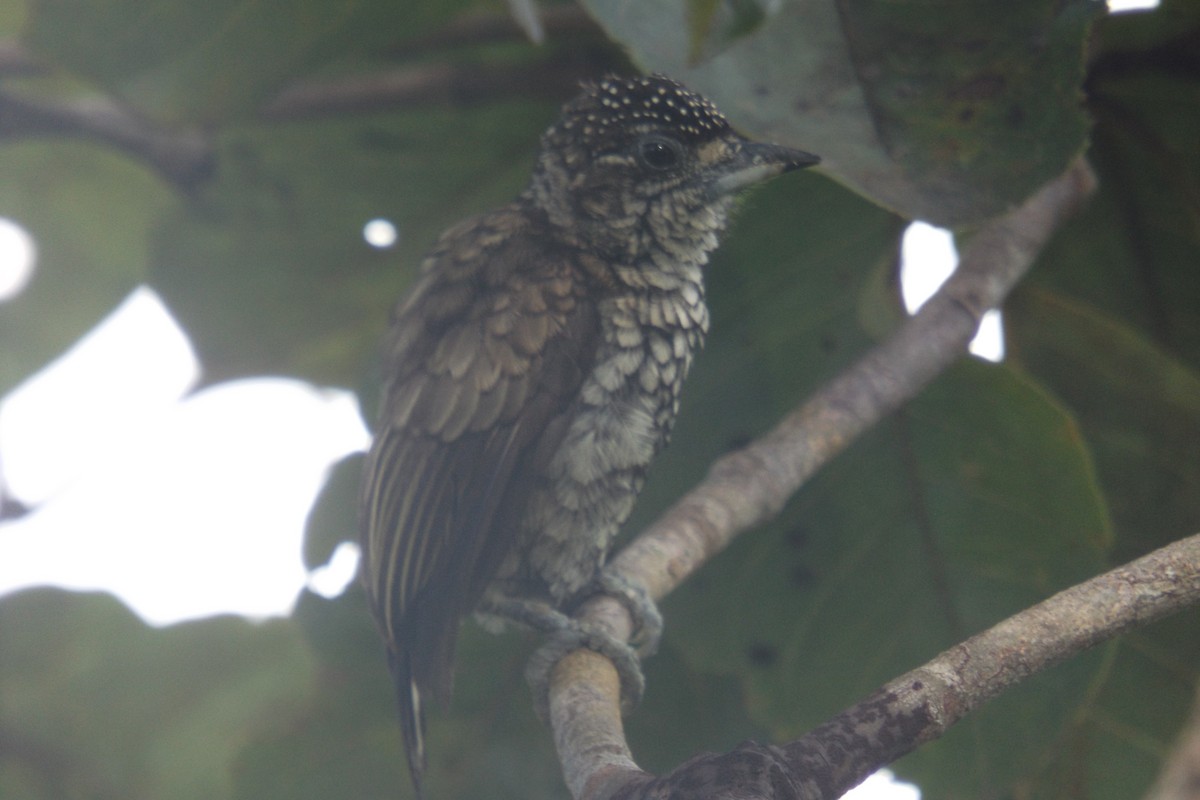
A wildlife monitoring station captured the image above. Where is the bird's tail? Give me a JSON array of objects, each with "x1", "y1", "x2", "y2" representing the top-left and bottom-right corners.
[{"x1": 389, "y1": 650, "x2": 427, "y2": 800}]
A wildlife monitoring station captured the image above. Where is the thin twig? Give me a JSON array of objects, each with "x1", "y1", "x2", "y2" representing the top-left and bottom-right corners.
[{"x1": 545, "y1": 156, "x2": 1100, "y2": 800}]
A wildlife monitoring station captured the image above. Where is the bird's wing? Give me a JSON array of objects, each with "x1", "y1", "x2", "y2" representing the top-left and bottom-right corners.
[{"x1": 358, "y1": 208, "x2": 600, "y2": 701}]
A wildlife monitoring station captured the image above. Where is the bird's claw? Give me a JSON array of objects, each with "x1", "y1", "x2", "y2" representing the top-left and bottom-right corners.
[
  {"x1": 484, "y1": 578, "x2": 660, "y2": 721},
  {"x1": 592, "y1": 570, "x2": 663, "y2": 658},
  {"x1": 524, "y1": 618, "x2": 646, "y2": 720}
]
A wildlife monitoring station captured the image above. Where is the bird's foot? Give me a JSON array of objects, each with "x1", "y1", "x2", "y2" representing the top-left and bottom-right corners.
[
  {"x1": 591, "y1": 569, "x2": 663, "y2": 658},
  {"x1": 482, "y1": 596, "x2": 646, "y2": 720},
  {"x1": 523, "y1": 615, "x2": 646, "y2": 720},
  {"x1": 479, "y1": 596, "x2": 572, "y2": 634}
]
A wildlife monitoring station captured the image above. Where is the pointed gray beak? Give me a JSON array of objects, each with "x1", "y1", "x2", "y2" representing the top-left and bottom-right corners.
[{"x1": 709, "y1": 141, "x2": 820, "y2": 196}]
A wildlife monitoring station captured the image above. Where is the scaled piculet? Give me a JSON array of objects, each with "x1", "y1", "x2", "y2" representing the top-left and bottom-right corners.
[{"x1": 358, "y1": 74, "x2": 819, "y2": 796}]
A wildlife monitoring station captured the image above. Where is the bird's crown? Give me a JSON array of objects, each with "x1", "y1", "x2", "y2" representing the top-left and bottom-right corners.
[{"x1": 544, "y1": 74, "x2": 732, "y2": 158}]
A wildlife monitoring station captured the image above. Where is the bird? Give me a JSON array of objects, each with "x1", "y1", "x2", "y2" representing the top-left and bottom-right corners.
[{"x1": 358, "y1": 73, "x2": 819, "y2": 797}]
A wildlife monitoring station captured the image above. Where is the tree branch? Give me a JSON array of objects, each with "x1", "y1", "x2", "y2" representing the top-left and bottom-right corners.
[
  {"x1": 259, "y1": 58, "x2": 593, "y2": 121},
  {"x1": 0, "y1": 90, "x2": 213, "y2": 188},
  {"x1": 786, "y1": 531, "x2": 1200, "y2": 799},
  {"x1": 0, "y1": 57, "x2": 599, "y2": 188},
  {"x1": 0, "y1": 6, "x2": 615, "y2": 186},
  {"x1": 543, "y1": 156, "x2": 1101, "y2": 799}
]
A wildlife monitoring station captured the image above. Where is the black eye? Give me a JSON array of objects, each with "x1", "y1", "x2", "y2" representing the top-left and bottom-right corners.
[{"x1": 637, "y1": 137, "x2": 683, "y2": 170}]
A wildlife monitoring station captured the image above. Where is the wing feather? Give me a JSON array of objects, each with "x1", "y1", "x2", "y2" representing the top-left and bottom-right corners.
[{"x1": 359, "y1": 208, "x2": 599, "y2": 715}]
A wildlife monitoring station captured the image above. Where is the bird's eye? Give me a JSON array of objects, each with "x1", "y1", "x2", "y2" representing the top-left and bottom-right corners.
[{"x1": 637, "y1": 137, "x2": 683, "y2": 171}]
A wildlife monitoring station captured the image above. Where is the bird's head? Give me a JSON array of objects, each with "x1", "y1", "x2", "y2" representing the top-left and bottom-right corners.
[{"x1": 528, "y1": 74, "x2": 819, "y2": 259}]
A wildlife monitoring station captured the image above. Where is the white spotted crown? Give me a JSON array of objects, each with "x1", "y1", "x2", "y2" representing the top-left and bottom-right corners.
[{"x1": 546, "y1": 74, "x2": 732, "y2": 156}]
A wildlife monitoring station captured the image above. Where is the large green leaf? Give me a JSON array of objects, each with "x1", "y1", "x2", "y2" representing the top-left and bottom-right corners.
[
  {"x1": 0, "y1": 141, "x2": 173, "y2": 396},
  {"x1": 0, "y1": 589, "x2": 315, "y2": 800},
  {"x1": 22, "y1": 0, "x2": 479, "y2": 122},
  {"x1": 581, "y1": 0, "x2": 1098, "y2": 226},
  {"x1": 1057, "y1": 614, "x2": 1200, "y2": 800},
  {"x1": 1001, "y1": 13, "x2": 1200, "y2": 789},
  {"x1": 234, "y1": 588, "x2": 564, "y2": 800},
  {"x1": 662, "y1": 361, "x2": 1111, "y2": 798},
  {"x1": 149, "y1": 100, "x2": 556, "y2": 387},
  {"x1": 992, "y1": 6, "x2": 1200, "y2": 795},
  {"x1": 1008, "y1": 289, "x2": 1200, "y2": 562},
  {"x1": 1006, "y1": 288, "x2": 1200, "y2": 799},
  {"x1": 1027, "y1": 1, "x2": 1200, "y2": 373},
  {"x1": 10, "y1": 2, "x2": 614, "y2": 390}
]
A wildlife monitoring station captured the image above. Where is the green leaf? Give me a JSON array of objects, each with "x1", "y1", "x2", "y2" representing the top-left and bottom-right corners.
[
  {"x1": 1008, "y1": 289, "x2": 1200, "y2": 561},
  {"x1": 1027, "y1": 3, "x2": 1200, "y2": 373},
  {"x1": 664, "y1": 362, "x2": 1111, "y2": 797},
  {"x1": 992, "y1": 9, "x2": 1200, "y2": 794},
  {"x1": 1007, "y1": 289, "x2": 1200, "y2": 799},
  {"x1": 685, "y1": 0, "x2": 723, "y2": 62},
  {"x1": 149, "y1": 100, "x2": 555, "y2": 387},
  {"x1": 581, "y1": 0, "x2": 1098, "y2": 226},
  {"x1": 0, "y1": 141, "x2": 174, "y2": 396},
  {"x1": 22, "y1": 0, "x2": 479, "y2": 122},
  {"x1": 232, "y1": 589, "x2": 408, "y2": 800},
  {"x1": 1056, "y1": 614, "x2": 1200, "y2": 800},
  {"x1": 0, "y1": 588, "x2": 315, "y2": 800},
  {"x1": 684, "y1": 0, "x2": 774, "y2": 64},
  {"x1": 0, "y1": 0, "x2": 27, "y2": 34},
  {"x1": 236, "y1": 589, "x2": 564, "y2": 800}
]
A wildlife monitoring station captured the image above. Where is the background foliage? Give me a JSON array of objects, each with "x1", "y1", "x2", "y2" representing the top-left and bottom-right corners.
[{"x1": 1, "y1": 1, "x2": 1198, "y2": 798}]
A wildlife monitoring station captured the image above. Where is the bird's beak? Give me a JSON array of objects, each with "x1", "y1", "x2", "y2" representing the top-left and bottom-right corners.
[{"x1": 709, "y1": 141, "x2": 820, "y2": 197}]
